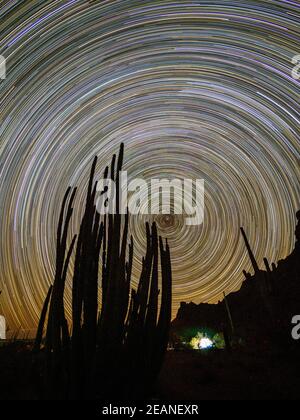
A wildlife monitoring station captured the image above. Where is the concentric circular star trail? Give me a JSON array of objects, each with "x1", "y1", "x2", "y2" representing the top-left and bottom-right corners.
[{"x1": 0, "y1": 0, "x2": 299, "y2": 334}]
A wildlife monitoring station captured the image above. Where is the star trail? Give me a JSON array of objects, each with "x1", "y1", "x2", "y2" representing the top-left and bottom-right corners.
[{"x1": 0, "y1": 0, "x2": 299, "y2": 334}]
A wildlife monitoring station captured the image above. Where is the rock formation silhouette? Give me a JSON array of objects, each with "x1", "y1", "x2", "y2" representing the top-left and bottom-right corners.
[{"x1": 172, "y1": 212, "x2": 300, "y2": 350}]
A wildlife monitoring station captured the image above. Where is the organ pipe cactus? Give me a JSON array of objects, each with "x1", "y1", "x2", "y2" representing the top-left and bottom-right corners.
[
  {"x1": 34, "y1": 144, "x2": 172, "y2": 400},
  {"x1": 33, "y1": 285, "x2": 52, "y2": 353}
]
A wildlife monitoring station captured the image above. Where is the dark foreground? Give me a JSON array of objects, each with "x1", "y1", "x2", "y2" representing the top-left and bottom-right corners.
[
  {"x1": 158, "y1": 348, "x2": 300, "y2": 400},
  {"x1": 1, "y1": 343, "x2": 300, "y2": 400}
]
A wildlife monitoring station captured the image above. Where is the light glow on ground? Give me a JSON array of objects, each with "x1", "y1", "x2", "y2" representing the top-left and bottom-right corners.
[{"x1": 199, "y1": 337, "x2": 213, "y2": 349}]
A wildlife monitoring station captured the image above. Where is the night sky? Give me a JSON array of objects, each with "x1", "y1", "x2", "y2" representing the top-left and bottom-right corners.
[{"x1": 0, "y1": 0, "x2": 299, "y2": 335}]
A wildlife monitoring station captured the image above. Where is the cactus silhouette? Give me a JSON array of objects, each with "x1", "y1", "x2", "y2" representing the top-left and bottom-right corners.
[
  {"x1": 240, "y1": 227, "x2": 259, "y2": 274},
  {"x1": 34, "y1": 144, "x2": 172, "y2": 400}
]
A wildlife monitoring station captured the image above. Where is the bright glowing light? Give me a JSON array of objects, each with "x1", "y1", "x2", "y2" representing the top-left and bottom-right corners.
[
  {"x1": 189, "y1": 332, "x2": 215, "y2": 350},
  {"x1": 199, "y1": 337, "x2": 213, "y2": 349}
]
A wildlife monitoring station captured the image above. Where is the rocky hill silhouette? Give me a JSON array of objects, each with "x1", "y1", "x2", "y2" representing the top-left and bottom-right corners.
[{"x1": 171, "y1": 211, "x2": 300, "y2": 349}]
